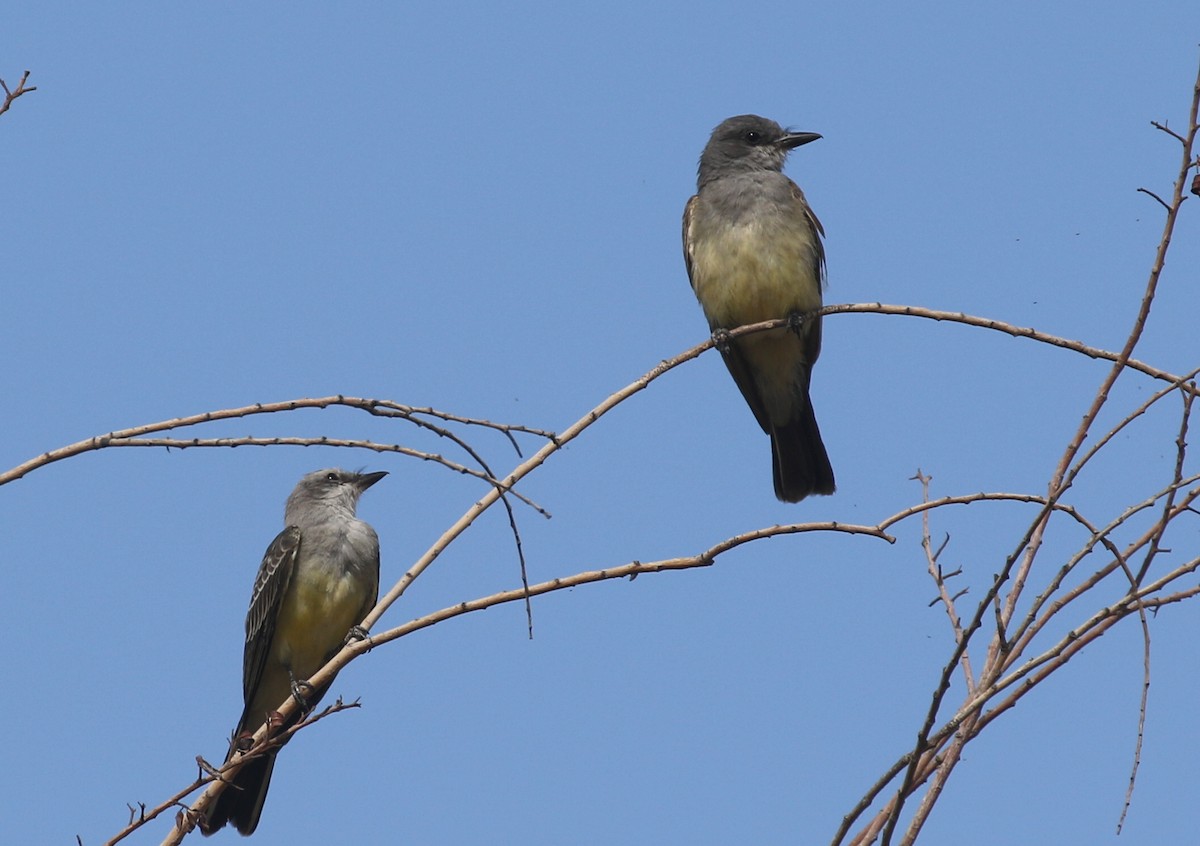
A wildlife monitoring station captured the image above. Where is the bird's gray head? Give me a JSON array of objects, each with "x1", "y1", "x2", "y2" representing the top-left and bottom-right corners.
[
  {"x1": 285, "y1": 468, "x2": 387, "y2": 522},
  {"x1": 696, "y1": 114, "x2": 821, "y2": 188}
]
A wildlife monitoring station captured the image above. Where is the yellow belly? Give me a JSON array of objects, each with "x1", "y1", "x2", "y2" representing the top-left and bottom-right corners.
[
  {"x1": 690, "y1": 219, "x2": 822, "y2": 329},
  {"x1": 273, "y1": 567, "x2": 370, "y2": 680}
]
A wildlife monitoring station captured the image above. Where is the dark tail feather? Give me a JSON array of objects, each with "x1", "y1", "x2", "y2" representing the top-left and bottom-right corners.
[
  {"x1": 770, "y1": 400, "x2": 835, "y2": 502},
  {"x1": 199, "y1": 750, "x2": 278, "y2": 836},
  {"x1": 200, "y1": 680, "x2": 332, "y2": 836}
]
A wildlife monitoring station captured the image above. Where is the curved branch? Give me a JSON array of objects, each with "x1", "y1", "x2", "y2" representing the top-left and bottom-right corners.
[
  {"x1": 0, "y1": 395, "x2": 555, "y2": 486},
  {"x1": 823, "y1": 303, "x2": 1196, "y2": 396},
  {"x1": 104, "y1": 435, "x2": 550, "y2": 515}
]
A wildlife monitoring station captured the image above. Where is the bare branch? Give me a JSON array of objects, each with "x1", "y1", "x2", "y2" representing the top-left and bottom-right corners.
[
  {"x1": 0, "y1": 395, "x2": 554, "y2": 486},
  {"x1": 1137, "y1": 186, "x2": 1171, "y2": 210},
  {"x1": 103, "y1": 435, "x2": 551, "y2": 514},
  {"x1": 1150, "y1": 119, "x2": 1187, "y2": 144},
  {"x1": 822, "y1": 303, "x2": 1198, "y2": 395},
  {"x1": 0, "y1": 70, "x2": 36, "y2": 119},
  {"x1": 1134, "y1": 381, "x2": 1196, "y2": 583},
  {"x1": 913, "y1": 472, "x2": 973, "y2": 693}
]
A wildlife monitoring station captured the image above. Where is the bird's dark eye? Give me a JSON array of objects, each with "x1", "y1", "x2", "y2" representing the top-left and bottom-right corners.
[
  {"x1": 745, "y1": 131, "x2": 762, "y2": 144},
  {"x1": 326, "y1": 471, "x2": 339, "y2": 482}
]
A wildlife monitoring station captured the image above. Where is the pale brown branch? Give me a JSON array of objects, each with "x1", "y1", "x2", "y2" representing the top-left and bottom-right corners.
[
  {"x1": 1116, "y1": 602, "x2": 1153, "y2": 835},
  {"x1": 876, "y1": 491, "x2": 1086, "y2": 532},
  {"x1": 368, "y1": 400, "x2": 556, "y2": 453},
  {"x1": 1010, "y1": 478, "x2": 1200, "y2": 658},
  {"x1": 0, "y1": 395, "x2": 550, "y2": 486},
  {"x1": 1141, "y1": 584, "x2": 1200, "y2": 608},
  {"x1": 823, "y1": 303, "x2": 1197, "y2": 395},
  {"x1": 101, "y1": 768, "x2": 205, "y2": 846},
  {"x1": 366, "y1": 520, "x2": 892, "y2": 648},
  {"x1": 1064, "y1": 367, "x2": 1200, "y2": 494},
  {"x1": 898, "y1": 726, "x2": 968, "y2": 846},
  {"x1": 912, "y1": 472, "x2": 974, "y2": 693}
]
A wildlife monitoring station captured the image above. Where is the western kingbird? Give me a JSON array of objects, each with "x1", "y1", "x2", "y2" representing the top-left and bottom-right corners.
[
  {"x1": 200, "y1": 468, "x2": 386, "y2": 836},
  {"x1": 683, "y1": 114, "x2": 835, "y2": 502}
]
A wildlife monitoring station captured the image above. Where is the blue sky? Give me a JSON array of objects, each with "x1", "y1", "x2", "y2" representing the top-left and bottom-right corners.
[{"x1": 3, "y1": 4, "x2": 1199, "y2": 844}]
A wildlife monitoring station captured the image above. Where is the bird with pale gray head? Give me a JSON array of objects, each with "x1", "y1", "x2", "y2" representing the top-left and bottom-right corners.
[{"x1": 200, "y1": 467, "x2": 386, "y2": 836}]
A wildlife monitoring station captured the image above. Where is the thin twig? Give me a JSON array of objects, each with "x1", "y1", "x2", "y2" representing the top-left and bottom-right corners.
[
  {"x1": 913, "y1": 472, "x2": 974, "y2": 693},
  {"x1": 0, "y1": 70, "x2": 36, "y2": 119},
  {"x1": 103, "y1": 435, "x2": 550, "y2": 515},
  {"x1": 1134, "y1": 382, "x2": 1195, "y2": 583}
]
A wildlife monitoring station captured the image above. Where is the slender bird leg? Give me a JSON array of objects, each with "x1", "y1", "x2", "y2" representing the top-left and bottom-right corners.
[
  {"x1": 711, "y1": 327, "x2": 733, "y2": 353},
  {"x1": 345, "y1": 624, "x2": 374, "y2": 652},
  {"x1": 786, "y1": 311, "x2": 806, "y2": 337},
  {"x1": 288, "y1": 670, "x2": 315, "y2": 711}
]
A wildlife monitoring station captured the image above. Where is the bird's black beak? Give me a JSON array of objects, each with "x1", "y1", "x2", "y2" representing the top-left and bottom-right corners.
[
  {"x1": 779, "y1": 131, "x2": 822, "y2": 150},
  {"x1": 355, "y1": 470, "x2": 388, "y2": 491}
]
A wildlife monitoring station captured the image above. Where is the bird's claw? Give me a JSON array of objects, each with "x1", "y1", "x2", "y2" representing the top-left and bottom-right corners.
[
  {"x1": 288, "y1": 673, "x2": 315, "y2": 710},
  {"x1": 711, "y1": 327, "x2": 732, "y2": 353},
  {"x1": 786, "y1": 312, "x2": 806, "y2": 336},
  {"x1": 346, "y1": 624, "x2": 374, "y2": 652}
]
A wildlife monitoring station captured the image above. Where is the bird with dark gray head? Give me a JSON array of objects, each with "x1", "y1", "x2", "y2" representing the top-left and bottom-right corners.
[
  {"x1": 200, "y1": 468, "x2": 387, "y2": 837},
  {"x1": 683, "y1": 114, "x2": 835, "y2": 502}
]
